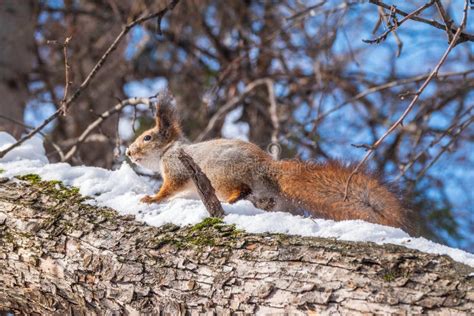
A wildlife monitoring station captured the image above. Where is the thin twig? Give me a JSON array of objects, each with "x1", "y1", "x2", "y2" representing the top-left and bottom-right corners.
[
  {"x1": 114, "y1": 112, "x2": 121, "y2": 160},
  {"x1": 40, "y1": 5, "x2": 110, "y2": 20},
  {"x1": 377, "y1": 6, "x2": 403, "y2": 56},
  {"x1": 314, "y1": 69, "x2": 474, "y2": 124},
  {"x1": 369, "y1": 0, "x2": 474, "y2": 44},
  {"x1": 343, "y1": 0, "x2": 470, "y2": 200},
  {"x1": 201, "y1": 1, "x2": 358, "y2": 106},
  {"x1": 364, "y1": 1, "x2": 435, "y2": 45},
  {"x1": 265, "y1": 79, "x2": 280, "y2": 159},
  {"x1": 286, "y1": 1, "x2": 326, "y2": 21},
  {"x1": 0, "y1": 115, "x2": 65, "y2": 161},
  {"x1": 60, "y1": 36, "x2": 72, "y2": 115},
  {"x1": 63, "y1": 97, "x2": 153, "y2": 162},
  {"x1": 196, "y1": 78, "x2": 273, "y2": 142},
  {"x1": 434, "y1": 0, "x2": 455, "y2": 42},
  {"x1": 394, "y1": 106, "x2": 473, "y2": 181},
  {"x1": 414, "y1": 115, "x2": 473, "y2": 181},
  {"x1": 0, "y1": 0, "x2": 180, "y2": 159}
]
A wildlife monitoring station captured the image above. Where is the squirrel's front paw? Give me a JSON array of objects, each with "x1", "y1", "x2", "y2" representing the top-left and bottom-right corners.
[{"x1": 140, "y1": 195, "x2": 158, "y2": 204}]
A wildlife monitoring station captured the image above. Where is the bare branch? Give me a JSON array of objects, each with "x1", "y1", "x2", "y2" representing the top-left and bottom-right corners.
[
  {"x1": 266, "y1": 79, "x2": 280, "y2": 159},
  {"x1": 377, "y1": 6, "x2": 403, "y2": 56},
  {"x1": 196, "y1": 78, "x2": 273, "y2": 142},
  {"x1": 394, "y1": 105, "x2": 473, "y2": 181},
  {"x1": 286, "y1": 1, "x2": 326, "y2": 21},
  {"x1": 364, "y1": 1, "x2": 435, "y2": 45},
  {"x1": 434, "y1": 0, "x2": 455, "y2": 42},
  {"x1": 0, "y1": 0, "x2": 180, "y2": 159},
  {"x1": 63, "y1": 97, "x2": 153, "y2": 162},
  {"x1": 369, "y1": 0, "x2": 474, "y2": 44},
  {"x1": 344, "y1": 1, "x2": 470, "y2": 200},
  {"x1": 415, "y1": 115, "x2": 473, "y2": 181},
  {"x1": 0, "y1": 115, "x2": 65, "y2": 161},
  {"x1": 315, "y1": 69, "x2": 474, "y2": 124},
  {"x1": 60, "y1": 36, "x2": 72, "y2": 115}
]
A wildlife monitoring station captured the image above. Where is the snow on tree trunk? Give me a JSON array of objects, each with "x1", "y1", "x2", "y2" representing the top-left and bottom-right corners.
[{"x1": 0, "y1": 177, "x2": 472, "y2": 314}]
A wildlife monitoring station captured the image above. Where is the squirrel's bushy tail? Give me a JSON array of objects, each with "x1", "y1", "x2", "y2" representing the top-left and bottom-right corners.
[{"x1": 273, "y1": 160, "x2": 415, "y2": 234}]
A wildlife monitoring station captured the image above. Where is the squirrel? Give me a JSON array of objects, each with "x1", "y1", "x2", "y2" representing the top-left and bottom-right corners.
[{"x1": 126, "y1": 92, "x2": 415, "y2": 234}]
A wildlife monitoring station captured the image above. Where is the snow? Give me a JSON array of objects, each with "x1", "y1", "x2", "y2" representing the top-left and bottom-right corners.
[{"x1": 1, "y1": 131, "x2": 473, "y2": 267}]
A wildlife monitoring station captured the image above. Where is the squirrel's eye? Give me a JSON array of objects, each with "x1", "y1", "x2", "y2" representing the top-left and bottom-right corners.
[{"x1": 143, "y1": 135, "x2": 152, "y2": 141}]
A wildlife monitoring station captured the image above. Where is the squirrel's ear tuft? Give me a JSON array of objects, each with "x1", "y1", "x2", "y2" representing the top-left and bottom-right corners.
[
  {"x1": 155, "y1": 89, "x2": 176, "y2": 112},
  {"x1": 155, "y1": 89, "x2": 179, "y2": 132}
]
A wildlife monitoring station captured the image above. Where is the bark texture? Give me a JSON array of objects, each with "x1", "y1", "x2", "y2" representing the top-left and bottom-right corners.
[{"x1": 0, "y1": 177, "x2": 472, "y2": 315}]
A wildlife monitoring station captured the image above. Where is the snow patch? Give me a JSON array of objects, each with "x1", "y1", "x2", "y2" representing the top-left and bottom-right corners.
[{"x1": 0, "y1": 131, "x2": 473, "y2": 267}]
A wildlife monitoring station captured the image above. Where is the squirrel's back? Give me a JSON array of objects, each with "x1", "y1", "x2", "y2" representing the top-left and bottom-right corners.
[
  {"x1": 184, "y1": 140, "x2": 414, "y2": 234},
  {"x1": 272, "y1": 160, "x2": 415, "y2": 234}
]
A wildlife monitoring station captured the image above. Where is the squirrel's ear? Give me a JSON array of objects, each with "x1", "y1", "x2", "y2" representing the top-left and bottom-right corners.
[{"x1": 155, "y1": 90, "x2": 178, "y2": 132}]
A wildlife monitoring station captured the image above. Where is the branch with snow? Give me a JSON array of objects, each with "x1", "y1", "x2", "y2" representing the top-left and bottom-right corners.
[
  {"x1": 0, "y1": 133, "x2": 473, "y2": 268},
  {"x1": 0, "y1": 141, "x2": 473, "y2": 313}
]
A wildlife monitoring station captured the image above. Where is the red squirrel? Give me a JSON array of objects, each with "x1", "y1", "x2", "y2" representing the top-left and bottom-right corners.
[{"x1": 127, "y1": 92, "x2": 414, "y2": 234}]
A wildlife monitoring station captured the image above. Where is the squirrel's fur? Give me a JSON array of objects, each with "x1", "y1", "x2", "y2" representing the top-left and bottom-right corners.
[{"x1": 127, "y1": 92, "x2": 414, "y2": 233}]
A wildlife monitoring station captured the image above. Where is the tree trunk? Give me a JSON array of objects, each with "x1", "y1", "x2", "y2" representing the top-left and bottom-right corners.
[
  {"x1": 0, "y1": 177, "x2": 472, "y2": 315},
  {"x1": 0, "y1": 1, "x2": 36, "y2": 138}
]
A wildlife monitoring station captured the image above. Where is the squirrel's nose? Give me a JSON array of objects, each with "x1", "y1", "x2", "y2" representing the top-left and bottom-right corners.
[{"x1": 126, "y1": 149, "x2": 131, "y2": 156}]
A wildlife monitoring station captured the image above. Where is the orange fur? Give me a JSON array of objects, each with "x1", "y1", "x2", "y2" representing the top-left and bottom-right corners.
[
  {"x1": 140, "y1": 174, "x2": 186, "y2": 204},
  {"x1": 222, "y1": 185, "x2": 252, "y2": 204},
  {"x1": 274, "y1": 160, "x2": 414, "y2": 234}
]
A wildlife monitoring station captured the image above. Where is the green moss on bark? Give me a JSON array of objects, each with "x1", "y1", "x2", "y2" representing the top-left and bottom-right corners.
[{"x1": 16, "y1": 174, "x2": 82, "y2": 201}]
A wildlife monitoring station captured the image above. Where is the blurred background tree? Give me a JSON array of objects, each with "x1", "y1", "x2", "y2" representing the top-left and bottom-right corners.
[{"x1": 0, "y1": 0, "x2": 472, "y2": 251}]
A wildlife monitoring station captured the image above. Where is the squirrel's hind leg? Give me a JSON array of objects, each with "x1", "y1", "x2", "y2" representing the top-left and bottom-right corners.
[
  {"x1": 219, "y1": 184, "x2": 252, "y2": 204},
  {"x1": 246, "y1": 191, "x2": 307, "y2": 216},
  {"x1": 247, "y1": 194, "x2": 276, "y2": 211}
]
